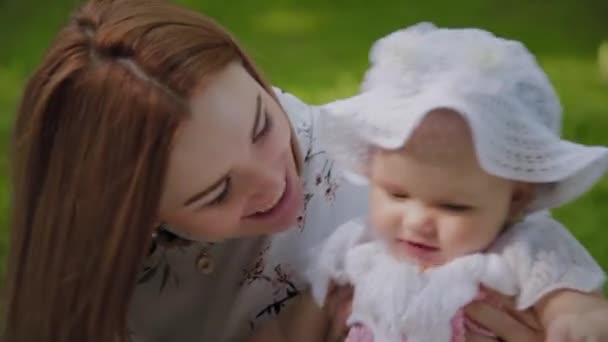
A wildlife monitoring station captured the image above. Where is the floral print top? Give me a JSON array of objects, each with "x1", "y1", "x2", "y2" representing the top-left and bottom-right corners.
[{"x1": 128, "y1": 88, "x2": 369, "y2": 342}]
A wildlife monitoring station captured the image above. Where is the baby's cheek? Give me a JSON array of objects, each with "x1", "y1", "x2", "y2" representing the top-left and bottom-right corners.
[
  {"x1": 442, "y1": 219, "x2": 493, "y2": 257},
  {"x1": 369, "y1": 196, "x2": 399, "y2": 236},
  {"x1": 369, "y1": 202, "x2": 390, "y2": 233}
]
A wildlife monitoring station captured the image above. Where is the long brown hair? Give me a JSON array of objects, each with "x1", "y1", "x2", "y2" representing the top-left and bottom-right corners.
[{"x1": 4, "y1": 0, "x2": 290, "y2": 340}]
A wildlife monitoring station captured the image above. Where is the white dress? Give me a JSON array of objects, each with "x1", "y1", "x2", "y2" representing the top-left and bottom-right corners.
[
  {"x1": 128, "y1": 88, "x2": 370, "y2": 341},
  {"x1": 308, "y1": 211, "x2": 606, "y2": 342}
]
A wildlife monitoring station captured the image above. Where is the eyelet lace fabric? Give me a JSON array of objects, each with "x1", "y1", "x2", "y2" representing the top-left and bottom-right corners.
[{"x1": 307, "y1": 212, "x2": 605, "y2": 342}]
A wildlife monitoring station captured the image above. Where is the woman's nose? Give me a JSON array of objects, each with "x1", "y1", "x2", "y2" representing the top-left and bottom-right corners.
[{"x1": 241, "y1": 162, "x2": 285, "y2": 216}]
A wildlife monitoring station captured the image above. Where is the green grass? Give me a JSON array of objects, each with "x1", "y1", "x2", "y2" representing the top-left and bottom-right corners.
[{"x1": 0, "y1": 0, "x2": 607, "y2": 291}]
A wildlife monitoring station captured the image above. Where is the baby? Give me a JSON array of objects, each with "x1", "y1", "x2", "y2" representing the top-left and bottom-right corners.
[{"x1": 307, "y1": 23, "x2": 608, "y2": 341}]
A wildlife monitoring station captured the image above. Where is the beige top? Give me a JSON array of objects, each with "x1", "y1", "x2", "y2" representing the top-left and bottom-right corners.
[{"x1": 128, "y1": 89, "x2": 370, "y2": 341}]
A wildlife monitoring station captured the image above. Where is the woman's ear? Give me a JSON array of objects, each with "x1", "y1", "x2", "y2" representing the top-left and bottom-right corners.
[{"x1": 508, "y1": 182, "x2": 536, "y2": 221}]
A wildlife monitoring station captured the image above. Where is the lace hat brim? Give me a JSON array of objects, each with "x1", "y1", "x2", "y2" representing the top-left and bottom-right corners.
[{"x1": 321, "y1": 85, "x2": 608, "y2": 212}]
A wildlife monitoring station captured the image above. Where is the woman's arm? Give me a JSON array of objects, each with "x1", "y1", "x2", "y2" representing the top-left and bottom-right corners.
[{"x1": 535, "y1": 289, "x2": 608, "y2": 341}]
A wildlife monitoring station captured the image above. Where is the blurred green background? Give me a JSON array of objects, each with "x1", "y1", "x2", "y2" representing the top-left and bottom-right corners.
[{"x1": 0, "y1": 0, "x2": 607, "y2": 293}]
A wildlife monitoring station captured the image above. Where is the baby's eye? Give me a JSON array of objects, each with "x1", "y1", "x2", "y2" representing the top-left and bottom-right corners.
[{"x1": 440, "y1": 203, "x2": 472, "y2": 212}]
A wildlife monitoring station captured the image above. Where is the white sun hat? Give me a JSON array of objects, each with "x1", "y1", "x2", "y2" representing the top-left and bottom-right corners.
[{"x1": 321, "y1": 22, "x2": 608, "y2": 212}]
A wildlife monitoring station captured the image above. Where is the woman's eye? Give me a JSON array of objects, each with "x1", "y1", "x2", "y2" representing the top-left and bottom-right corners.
[
  {"x1": 207, "y1": 178, "x2": 231, "y2": 207},
  {"x1": 253, "y1": 111, "x2": 272, "y2": 142}
]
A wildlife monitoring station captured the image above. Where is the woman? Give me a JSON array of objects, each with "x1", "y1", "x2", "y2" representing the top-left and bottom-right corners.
[{"x1": 4, "y1": 0, "x2": 544, "y2": 341}]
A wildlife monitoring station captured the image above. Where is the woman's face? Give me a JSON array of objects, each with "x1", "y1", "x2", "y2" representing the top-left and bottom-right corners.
[{"x1": 159, "y1": 62, "x2": 303, "y2": 241}]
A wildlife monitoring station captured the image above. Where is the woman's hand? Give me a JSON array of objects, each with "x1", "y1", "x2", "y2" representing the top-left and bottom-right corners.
[
  {"x1": 465, "y1": 288, "x2": 544, "y2": 342},
  {"x1": 322, "y1": 282, "x2": 354, "y2": 342}
]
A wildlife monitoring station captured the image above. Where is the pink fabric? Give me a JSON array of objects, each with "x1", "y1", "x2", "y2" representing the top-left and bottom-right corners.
[{"x1": 345, "y1": 324, "x2": 375, "y2": 342}]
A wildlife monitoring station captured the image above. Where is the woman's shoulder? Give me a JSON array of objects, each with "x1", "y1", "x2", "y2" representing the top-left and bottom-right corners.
[
  {"x1": 273, "y1": 87, "x2": 317, "y2": 156},
  {"x1": 273, "y1": 87, "x2": 316, "y2": 127},
  {"x1": 274, "y1": 86, "x2": 369, "y2": 227}
]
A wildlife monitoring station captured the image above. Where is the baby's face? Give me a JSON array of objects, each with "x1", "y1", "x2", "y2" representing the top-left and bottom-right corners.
[{"x1": 368, "y1": 109, "x2": 516, "y2": 268}]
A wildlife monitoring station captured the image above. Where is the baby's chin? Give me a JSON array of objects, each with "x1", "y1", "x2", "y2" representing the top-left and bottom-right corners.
[{"x1": 412, "y1": 258, "x2": 447, "y2": 271}]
